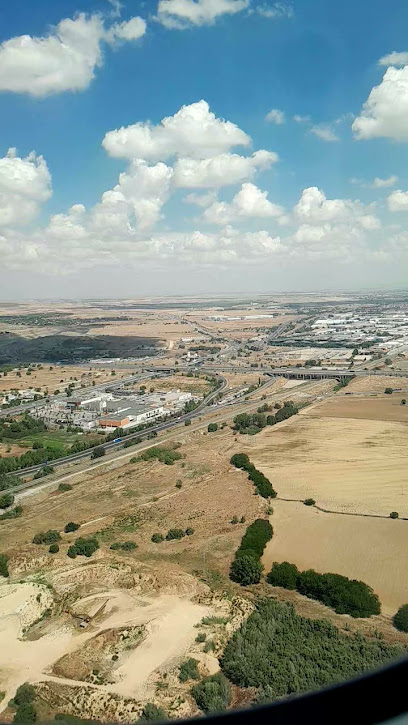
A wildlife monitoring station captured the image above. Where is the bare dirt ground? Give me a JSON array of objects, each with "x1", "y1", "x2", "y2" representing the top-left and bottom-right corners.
[
  {"x1": 248, "y1": 413, "x2": 408, "y2": 517},
  {"x1": 306, "y1": 395, "x2": 408, "y2": 422},
  {"x1": 148, "y1": 374, "x2": 211, "y2": 395},
  {"x1": 0, "y1": 366, "x2": 130, "y2": 395},
  {"x1": 341, "y1": 375, "x2": 408, "y2": 394},
  {"x1": 262, "y1": 500, "x2": 408, "y2": 614}
]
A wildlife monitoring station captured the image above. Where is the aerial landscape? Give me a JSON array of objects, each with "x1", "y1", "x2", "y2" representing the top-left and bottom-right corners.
[{"x1": 0, "y1": 0, "x2": 408, "y2": 722}]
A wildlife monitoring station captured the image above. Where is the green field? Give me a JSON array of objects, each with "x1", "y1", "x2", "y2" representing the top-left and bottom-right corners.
[{"x1": 20, "y1": 430, "x2": 97, "y2": 452}]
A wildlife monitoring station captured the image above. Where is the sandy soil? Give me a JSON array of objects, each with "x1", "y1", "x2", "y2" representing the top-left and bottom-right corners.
[
  {"x1": 262, "y1": 500, "x2": 408, "y2": 614},
  {"x1": 306, "y1": 395, "x2": 408, "y2": 423},
  {"x1": 248, "y1": 414, "x2": 408, "y2": 517}
]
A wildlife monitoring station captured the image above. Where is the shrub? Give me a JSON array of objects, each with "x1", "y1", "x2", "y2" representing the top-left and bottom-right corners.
[
  {"x1": 185, "y1": 527, "x2": 195, "y2": 536},
  {"x1": 304, "y1": 498, "x2": 316, "y2": 506},
  {"x1": 195, "y1": 632, "x2": 206, "y2": 643},
  {"x1": 151, "y1": 533, "x2": 164, "y2": 543},
  {"x1": 184, "y1": 419, "x2": 191, "y2": 426},
  {"x1": 58, "y1": 483, "x2": 72, "y2": 492},
  {"x1": 231, "y1": 516, "x2": 239, "y2": 525},
  {"x1": 14, "y1": 683, "x2": 36, "y2": 706},
  {"x1": 67, "y1": 546, "x2": 77, "y2": 559},
  {"x1": 230, "y1": 453, "x2": 250, "y2": 469},
  {"x1": 230, "y1": 555, "x2": 263, "y2": 586},
  {"x1": 191, "y1": 673, "x2": 231, "y2": 714},
  {"x1": 139, "y1": 703, "x2": 166, "y2": 721},
  {"x1": 179, "y1": 658, "x2": 200, "y2": 682},
  {"x1": 49, "y1": 544, "x2": 59, "y2": 554},
  {"x1": 175, "y1": 480, "x2": 182, "y2": 489},
  {"x1": 71, "y1": 537, "x2": 99, "y2": 558},
  {"x1": 240, "y1": 516, "x2": 246, "y2": 524},
  {"x1": 0, "y1": 505, "x2": 23, "y2": 521},
  {"x1": 393, "y1": 604, "x2": 408, "y2": 632},
  {"x1": 32, "y1": 530, "x2": 61, "y2": 545},
  {"x1": 64, "y1": 522, "x2": 80, "y2": 533},
  {"x1": 221, "y1": 599, "x2": 404, "y2": 700},
  {"x1": 384, "y1": 387, "x2": 393, "y2": 394},
  {"x1": 401, "y1": 399, "x2": 407, "y2": 406},
  {"x1": 390, "y1": 511, "x2": 399, "y2": 519},
  {"x1": 0, "y1": 492, "x2": 14, "y2": 509},
  {"x1": 207, "y1": 423, "x2": 218, "y2": 433},
  {"x1": 236, "y1": 519, "x2": 273, "y2": 560},
  {"x1": 13, "y1": 703, "x2": 37, "y2": 723},
  {"x1": 138, "y1": 447, "x2": 182, "y2": 466},
  {"x1": 0, "y1": 553, "x2": 9, "y2": 577},
  {"x1": 166, "y1": 528, "x2": 185, "y2": 540},
  {"x1": 110, "y1": 541, "x2": 137, "y2": 551},
  {"x1": 91, "y1": 446, "x2": 105, "y2": 459},
  {"x1": 267, "y1": 561, "x2": 299, "y2": 589}
]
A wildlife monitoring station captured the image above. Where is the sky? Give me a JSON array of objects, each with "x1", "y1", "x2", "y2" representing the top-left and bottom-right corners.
[{"x1": 0, "y1": 0, "x2": 408, "y2": 299}]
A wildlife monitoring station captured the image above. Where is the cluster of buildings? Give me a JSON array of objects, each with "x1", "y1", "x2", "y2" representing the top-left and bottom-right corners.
[
  {"x1": 310, "y1": 310, "x2": 408, "y2": 352},
  {"x1": 30, "y1": 388, "x2": 196, "y2": 432}
]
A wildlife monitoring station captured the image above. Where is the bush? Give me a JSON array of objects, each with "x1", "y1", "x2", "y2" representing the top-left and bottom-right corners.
[
  {"x1": 67, "y1": 546, "x2": 77, "y2": 559},
  {"x1": 139, "y1": 703, "x2": 166, "y2": 721},
  {"x1": 64, "y1": 522, "x2": 80, "y2": 533},
  {"x1": 207, "y1": 423, "x2": 218, "y2": 433},
  {"x1": 231, "y1": 516, "x2": 239, "y2": 524},
  {"x1": 267, "y1": 561, "x2": 299, "y2": 589},
  {"x1": 175, "y1": 480, "x2": 182, "y2": 489},
  {"x1": 401, "y1": 399, "x2": 407, "y2": 406},
  {"x1": 14, "y1": 683, "x2": 36, "y2": 706},
  {"x1": 49, "y1": 544, "x2": 59, "y2": 554},
  {"x1": 390, "y1": 511, "x2": 399, "y2": 519},
  {"x1": 393, "y1": 604, "x2": 408, "y2": 632},
  {"x1": 32, "y1": 530, "x2": 61, "y2": 545},
  {"x1": 0, "y1": 553, "x2": 9, "y2": 577},
  {"x1": 0, "y1": 505, "x2": 23, "y2": 521},
  {"x1": 191, "y1": 673, "x2": 231, "y2": 714},
  {"x1": 230, "y1": 555, "x2": 264, "y2": 586},
  {"x1": 236, "y1": 519, "x2": 273, "y2": 560},
  {"x1": 195, "y1": 632, "x2": 206, "y2": 643},
  {"x1": 221, "y1": 599, "x2": 404, "y2": 701},
  {"x1": 166, "y1": 528, "x2": 185, "y2": 540},
  {"x1": 138, "y1": 447, "x2": 182, "y2": 466},
  {"x1": 184, "y1": 419, "x2": 191, "y2": 426},
  {"x1": 71, "y1": 537, "x2": 99, "y2": 558},
  {"x1": 185, "y1": 527, "x2": 195, "y2": 536},
  {"x1": 179, "y1": 658, "x2": 200, "y2": 682},
  {"x1": 110, "y1": 541, "x2": 137, "y2": 551},
  {"x1": 0, "y1": 492, "x2": 14, "y2": 509},
  {"x1": 384, "y1": 387, "x2": 393, "y2": 394},
  {"x1": 13, "y1": 703, "x2": 37, "y2": 723},
  {"x1": 296, "y1": 569, "x2": 380, "y2": 617},
  {"x1": 58, "y1": 483, "x2": 72, "y2": 492},
  {"x1": 304, "y1": 498, "x2": 316, "y2": 506},
  {"x1": 91, "y1": 446, "x2": 105, "y2": 459},
  {"x1": 151, "y1": 533, "x2": 164, "y2": 544}
]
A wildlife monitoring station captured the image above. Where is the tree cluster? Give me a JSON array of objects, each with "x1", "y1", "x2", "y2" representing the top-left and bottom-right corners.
[
  {"x1": 267, "y1": 562, "x2": 381, "y2": 617},
  {"x1": 230, "y1": 453, "x2": 276, "y2": 499},
  {"x1": 32, "y1": 530, "x2": 61, "y2": 545},
  {"x1": 137, "y1": 446, "x2": 182, "y2": 465},
  {"x1": 67, "y1": 537, "x2": 99, "y2": 558},
  {"x1": 191, "y1": 673, "x2": 231, "y2": 714},
  {"x1": 230, "y1": 519, "x2": 273, "y2": 586},
  {"x1": 221, "y1": 599, "x2": 405, "y2": 701},
  {"x1": 12, "y1": 683, "x2": 37, "y2": 723}
]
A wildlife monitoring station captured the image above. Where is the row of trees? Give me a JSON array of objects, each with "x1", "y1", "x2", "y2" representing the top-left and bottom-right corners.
[
  {"x1": 267, "y1": 561, "x2": 381, "y2": 618},
  {"x1": 230, "y1": 453, "x2": 276, "y2": 499},
  {"x1": 230, "y1": 519, "x2": 273, "y2": 586},
  {"x1": 221, "y1": 598, "x2": 405, "y2": 701},
  {"x1": 233, "y1": 401, "x2": 298, "y2": 436}
]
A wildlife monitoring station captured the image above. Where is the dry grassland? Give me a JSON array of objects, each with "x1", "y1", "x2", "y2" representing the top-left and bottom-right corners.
[
  {"x1": 262, "y1": 500, "x2": 407, "y2": 614},
  {"x1": 148, "y1": 374, "x2": 211, "y2": 395},
  {"x1": 306, "y1": 395, "x2": 408, "y2": 423},
  {"x1": 0, "y1": 366, "x2": 129, "y2": 394},
  {"x1": 342, "y1": 375, "x2": 408, "y2": 393}
]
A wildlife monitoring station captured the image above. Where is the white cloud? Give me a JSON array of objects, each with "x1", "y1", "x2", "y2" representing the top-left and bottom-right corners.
[
  {"x1": 294, "y1": 187, "x2": 380, "y2": 229},
  {"x1": 353, "y1": 66, "x2": 408, "y2": 141},
  {"x1": 310, "y1": 124, "x2": 339, "y2": 142},
  {"x1": 203, "y1": 182, "x2": 284, "y2": 224},
  {"x1": 184, "y1": 191, "x2": 217, "y2": 206},
  {"x1": 265, "y1": 108, "x2": 285, "y2": 124},
  {"x1": 378, "y1": 51, "x2": 408, "y2": 67},
  {"x1": 255, "y1": 3, "x2": 293, "y2": 19},
  {"x1": 155, "y1": 0, "x2": 249, "y2": 29},
  {"x1": 0, "y1": 12, "x2": 146, "y2": 97},
  {"x1": 173, "y1": 149, "x2": 278, "y2": 187},
  {"x1": 0, "y1": 148, "x2": 52, "y2": 227},
  {"x1": 387, "y1": 189, "x2": 408, "y2": 211},
  {"x1": 372, "y1": 175, "x2": 398, "y2": 188},
  {"x1": 102, "y1": 100, "x2": 251, "y2": 161},
  {"x1": 293, "y1": 114, "x2": 310, "y2": 123}
]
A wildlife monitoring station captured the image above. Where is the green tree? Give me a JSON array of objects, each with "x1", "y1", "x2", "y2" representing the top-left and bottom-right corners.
[
  {"x1": 139, "y1": 703, "x2": 166, "y2": 721},
  {"x1": 151, "y1": 533, "x2": 164, "y2": 543},
  {"x1": 230, "y1": 554, "x2": 263, "y2": 586},
  {"x1": 14, "y1": 683, "x2": 36, "y2": 706},
  {"x1": 166, "y1": 528, "x2": 185, "y2": 540},
  {"x1": 64, "y1": 522, "x2": 80, "y2": 533},
  {"x1": 179, "y1": 658, "x2": 200, "y2": 682},
  {"x1": 191, "y1": 673, "x2": 231, "y2": 714},
  {"x1": 207, "y1": 423, "x2": 218, "y2": 433},
  {"x1": 393, "y1": 604, "x2": 408, "y2": 632},
  {"x1": 49, "y1": 544, "x2": 59, "y2": 554},
  {"x1": 91, "y1": 446, "x2": 105, "y2": 459},
  {"x1": 0, "y1": 553, "x2": 9, "y2": 577},
  {"x1": 267, "y1": 561, "x2": 299, "y2": 589},
  {"x1": 384, "y1": 387, "x2": 393, "y2": 394},
  {"x1": 0, "y1": 492, "x2": 14, "y2": 509},
  {"x1": 13, "y1": 703, "x2": 37, "y2": 723},
  {"x1": 389, "y1": 511, "x2": 399, "y2": 519}
]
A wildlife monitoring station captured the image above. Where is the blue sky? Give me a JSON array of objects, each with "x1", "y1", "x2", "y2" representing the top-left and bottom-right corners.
[{"x1": 0, "y1": 0, "x2": 407, "y2": 298}]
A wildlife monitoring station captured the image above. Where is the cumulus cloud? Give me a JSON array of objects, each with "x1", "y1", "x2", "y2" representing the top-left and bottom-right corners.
[
  {"x1": 372, "y1": 175, "x2": 398, "y2": 188},
  {"x1": 265, "y1": 108, "x2": 285, "y2": 124},
  {"x1": 387, "y1": 189, "x2": 408, "y2": 211},
  {"x1": 378, "y1": 51, "x2": 408, "y2": 67},
  {"x1": 294, "y1": 187, "x2": 380, "y2": 230},
  {"x1": 184, "y1": 191, "x2": 217, "y2": 206},
  {"x1": 0, "y1": 11, "x2": 146, "y2": 97},
  {"x1": 310, "y1": 124, "x2": 339, "y2": 142},
  {"x1": 173, "y1": 149, "x2": 278, "y2": 187},
  {"x1": 103, "y1": 100, "x2": 251, "y2": 161},
  {"x1": 155, "y1": 0, "x2": 249, "y2": 29},
  {"x1": 203, "y1": 182, "x2": 284, "y2": 224},
  {"x1": 352, "y1": 66, "x2": 408, "y2": 141},
  {"x1": 0, "y1": 148, "x2": 52, "y2": 227}
]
